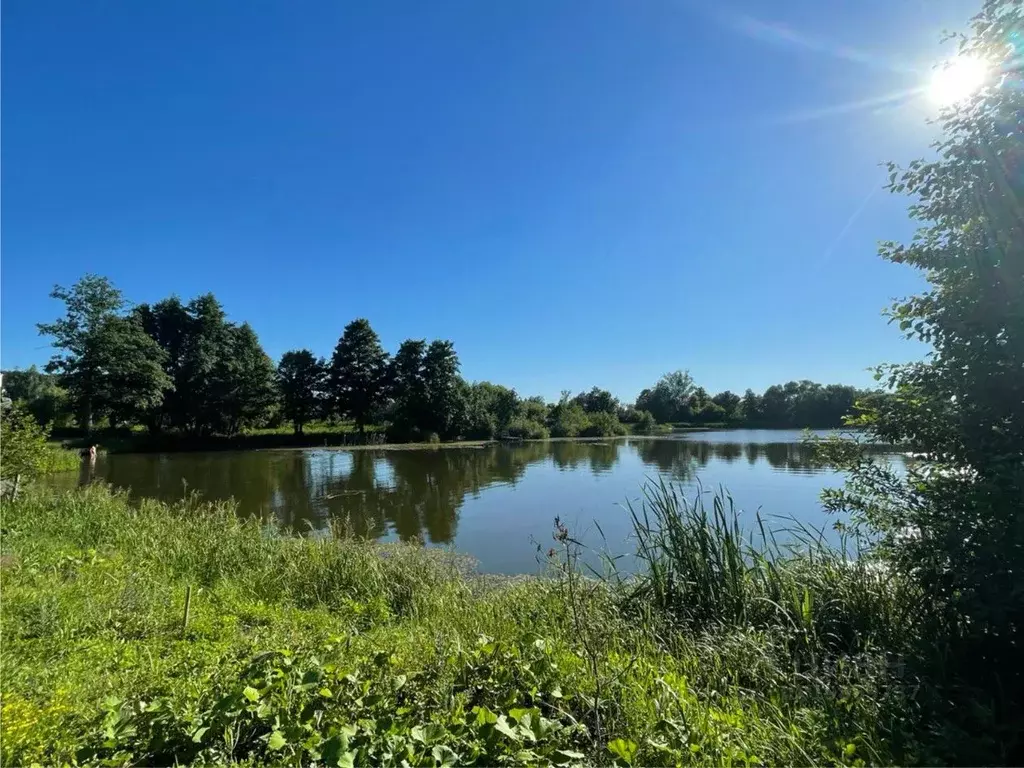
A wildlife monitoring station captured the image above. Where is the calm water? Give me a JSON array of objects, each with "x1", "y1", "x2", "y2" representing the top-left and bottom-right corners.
[{"x1": 53, "y1": 430, "x2": 901, "y2": 573}]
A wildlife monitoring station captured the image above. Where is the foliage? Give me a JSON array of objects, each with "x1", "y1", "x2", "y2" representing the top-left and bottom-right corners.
[
  {"x1": 38, "y1": 275, "x2": 170, "y2": 432},
  {"x1": 547, "y1": 396, "x2": 590, "y2": 438},
  {"x1": 135, "y1": 294, "x2": 276, "y2": 436},
  {"x1": 1, "y1": 402, "x2": 51, "y2": 496},
  {"x1": 817, "y1": 3, "x2": 1024, "y2": 760},
  {"x1": 215, "y1": 323, "x2": 278, "y2": 435},
  {"x1": 463, "y1": 382, "x2": 520, "y2": 439},
  {"x1": 635, "y1": 374, "x2": 866, "y2": 429},
  {"x1": 635, "y1": 370, "x2": 695, "y2": 424},
  {"x1": 579, "y1": 411, "x2": 628, "y2": 438},
  {"x1": 276, "y1": 350, "x2": 327, "y2": 434},
  {"x1": 2, "y1": 483, "x2": 919, "y2": 766},
  {"x1": 420, "y1": 340, "x2": 464, "y2": 441},
  {"x1": 386, "y1": 339, "x2": 429, "y2": 441},
  {"x1": 27, "y1": 274, "x2": 879, "y2": 444},
  {"x1": 329, "y1": 319, "x2": 390, "y2": 433},
  {"x1": 710, "y1": 390, "x2": 742, "y2": 421},
  {"x1": 573, "y1": 387, "x2": 619, "y2": 415},
  {"x1": 0, "y1": 366, "x2": 70, "y2": 427},
  {"x1": 631, "y1": 410, "x2": 658, "y2": 435},
  {"x1": 505, "y1": 418, "x2": 549, "y2": 440}
]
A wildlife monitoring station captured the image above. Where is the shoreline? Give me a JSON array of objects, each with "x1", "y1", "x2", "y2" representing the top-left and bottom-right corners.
[{"x1": 51, "y1": 425, "x2": 870, "y2": 457}]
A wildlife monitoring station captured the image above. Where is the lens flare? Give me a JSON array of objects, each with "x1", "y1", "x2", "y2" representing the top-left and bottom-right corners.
[{"x1": 927, "y1": 56, "x2": 988, "y2": 105}]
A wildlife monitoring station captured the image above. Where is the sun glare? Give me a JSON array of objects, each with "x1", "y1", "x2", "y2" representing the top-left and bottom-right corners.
[{"x1": 927, "y1": 55, "x2": 988, "y2": 106}]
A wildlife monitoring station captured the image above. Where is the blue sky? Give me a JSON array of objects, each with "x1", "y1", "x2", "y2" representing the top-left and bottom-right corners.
[{"x1": 1, "y1": 0, "x2": 976, "y2": 401}]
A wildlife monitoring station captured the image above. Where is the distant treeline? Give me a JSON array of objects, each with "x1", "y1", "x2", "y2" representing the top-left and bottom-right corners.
[{"x1": 3, "y1": 275, "x2": 876, "y2": 442}]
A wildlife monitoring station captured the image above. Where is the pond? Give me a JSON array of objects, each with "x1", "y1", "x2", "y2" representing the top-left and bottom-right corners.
[{"x1": 52, "y1": 430, "x2": 903, "y2": 574}]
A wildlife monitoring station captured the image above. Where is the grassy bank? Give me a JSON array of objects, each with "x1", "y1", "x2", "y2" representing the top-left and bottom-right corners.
[{"x1": 2, "y1": 483, "x2": 924, "y2": 766}]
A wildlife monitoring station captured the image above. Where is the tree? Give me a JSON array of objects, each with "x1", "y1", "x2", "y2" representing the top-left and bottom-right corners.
[
  {"x1": 547, "y1": 392, "x2": 590, "y2": 438},
  {"x1": 0, "y1": 366, "x2": 69, "y2": 427},
  {"x1": 387, "y1": 339, "x2": 428, "y2": 438},
  {"x1": 137, "y1": 293, "x2": 276, "y2": 435},
  {"x1": 823, "y1": 3, "x2": 1024, "y2": 757},
  {"x1": 217, "y1": 323, "x2": 277, "y2": 435},
  {"x1": 421, "y1": 340, "x2": 463, "y2": 440},
  {"x1": 711, "y1": 390, "x2": 742, "y2": 420},
  {"x1": 740, "y1": 389, "x2": 762, "y2": 423},
  {"x1": 134, "y1": 296, "x2": 191, "y2": 432},
  {"x1": 38, "y1": 275, "x2": 169, "y2": 433},
  {"x1": 277, "y1": 350, "x2": 326, "y2": 434},
  {"x1": 635, "y1": 370, "x2": 695, "y2": 423},
  {"x1": 633, "y1": 409, "x2": 658, "y2": 434},
  {"x1": 574, "y1": 387, "x2": 619, "y2": 415},
  {"x1": 463, "y1": 381, "x2": 521, "y2": 438},
  {"x1": 329, "y1": 319, "x2": 390, "y2": 433}
]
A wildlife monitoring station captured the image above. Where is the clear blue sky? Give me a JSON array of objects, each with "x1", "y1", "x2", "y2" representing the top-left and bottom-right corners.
[{"x1": 1, "y1": 0, "x2": 975, "y2": 401}]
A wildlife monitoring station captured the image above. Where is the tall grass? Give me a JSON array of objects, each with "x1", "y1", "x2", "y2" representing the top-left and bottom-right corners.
[{"x1": 622, "y1": 480, "x2": 918, "y2": 661}]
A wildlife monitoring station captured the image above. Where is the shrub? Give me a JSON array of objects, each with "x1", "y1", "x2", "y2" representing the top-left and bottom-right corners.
[
  {"x1": 548, "y1": 401, "x2": 589, "y2": 438},
  {"x1": 579, "y1": 411, "x2": 627, "y2": 438},
  {"x1": 632, "y1": 410, "x2": 657, "y2": 434},
  {"x1": 0, "y1": 402, "x2": 65, "y2": 497},
  {"x1": 505, "y1": 418, "x2": 549, "y2": 440}
]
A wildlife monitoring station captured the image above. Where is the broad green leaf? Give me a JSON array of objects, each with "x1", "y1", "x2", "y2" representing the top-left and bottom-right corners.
[
  {"x1": 608, "y1": 738, "x2": 638, "y2": 765},
  {"x1": 494, "y1": 715, "x2": 520, "y2": 741},
  {"x1": 267, "y1": 730, "x2": 287, "y2": 750},
  {"x1": 242, "y1": 686, "x2": 260, "y2": 702}
]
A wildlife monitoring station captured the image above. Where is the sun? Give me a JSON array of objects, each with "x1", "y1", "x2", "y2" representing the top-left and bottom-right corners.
[{"x1": 927, "y1": 55, "x2": 989, "y2": 106}]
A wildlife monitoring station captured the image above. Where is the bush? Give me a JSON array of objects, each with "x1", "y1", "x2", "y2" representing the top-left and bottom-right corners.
[
  {"x1": 548, "y1": 401, "x2": 589, "y2": 438},
  {"x1": 0, "y1": 402, "x2": 71, "y2": 497},
  {"x1": 505, "y1": 418, "x2": 549, "y2": 440},
  {"x1": 579, "y1": 411, "x2": 627, "y2": 438},
  {"x1": 632, "y1": 410, "x2": 657, "y2": 434}
]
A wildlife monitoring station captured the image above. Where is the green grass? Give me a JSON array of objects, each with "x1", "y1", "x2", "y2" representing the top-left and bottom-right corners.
[
  {"x1": 37, "y1": 443, "x2": 80, "y2": 474},
  {"x1": 1, "y1": 483, "x2": 923, "y2": 766}
]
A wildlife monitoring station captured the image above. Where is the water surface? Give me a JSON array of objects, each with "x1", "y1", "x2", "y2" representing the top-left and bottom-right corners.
[{"x1": 54, "y1": 431, "x2": 901, "y2": 573}]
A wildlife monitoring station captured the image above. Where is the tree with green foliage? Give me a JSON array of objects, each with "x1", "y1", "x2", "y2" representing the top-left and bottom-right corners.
[
  {"x1": 420, "y1": 340, "x2": 464, "y2": 440},
  {"x1": 136, "y1": 293, "x2": 276, "y2": 436},
  {"x1": 134, "y1": 296, "x2": 191, "y2": 432},
  {"x1": 38, "y1": 275, "x2": 169, "y2": 433},
  {"x1": 329, "y1": 319, "x2": 390, "y2": 433},
  {"x1": 711, "y1": 390, "x2": 742, "y2": 421},
  {"x1": 387, "y1": 339, "x2": 428, "y2": 439},
  {"x1": 635, "y1": 370, "x2": 695, "y2": 424},
  {"x1": 633, "y1": 409, "x2": 658, "y2": 434},
  {"x1": 548, "y1": 393, "x2": 590, "y2": 438},
  {"x1": 0, "y1": 401, "x2": 50, "y2": 499},
  {"x1": 823, "y1": 4, "x2": 1024, "y2": 758},
  {"x1": 216, "y1": 323, "x2": 278, "y2": 435},
  {"x1": 277, "y1": 350, "x2": 326, "y2": 435},
  {"x1": 463, "y1": 381, "x2": 521, "y2": 439},
  {"x1": 0, "y1": 366, "x2": 69, "y2": 427},
  {"x1": 573, "y1": 387, "x2": 619, "y2": 415},
  {"x1": 740, "y1": 389, "x2": 762, "y2": 423}
]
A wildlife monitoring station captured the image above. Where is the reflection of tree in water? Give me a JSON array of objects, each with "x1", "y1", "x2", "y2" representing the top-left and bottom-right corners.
[
  {"x1": 717, "y1": 442, "x2": 743, "y2": 463},
  {"x1": 744, "y1": 442, "x2": 759, "y2": 466},
  {"x1": 549, "y1": 441, "x2": 622, "y2": 476},
  {"x1": 282, "y1": 443, "x2": 559, "y2": 544},
  {"x1": 633, "y1": 440, "x2": 699, "y2": 482},
  {"x1": 632, "y1": 438, "x2": 903, "y2": 479}
]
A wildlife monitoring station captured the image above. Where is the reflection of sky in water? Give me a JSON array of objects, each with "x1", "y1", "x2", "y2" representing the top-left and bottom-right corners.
[{"x1": 49, "y1": 432, "x2": 904, "y2": 574}]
